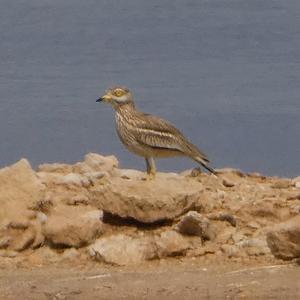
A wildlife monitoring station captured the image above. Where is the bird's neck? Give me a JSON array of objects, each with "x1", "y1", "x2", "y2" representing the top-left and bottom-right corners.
[{"x1": 115, "y1": 102, "x2": 136, "y2": 113}]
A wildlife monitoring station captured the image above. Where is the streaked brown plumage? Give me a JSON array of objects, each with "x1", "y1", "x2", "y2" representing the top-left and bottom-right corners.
[{"x1": 96, "y1": 86, "x2": 215, "y2": 178}]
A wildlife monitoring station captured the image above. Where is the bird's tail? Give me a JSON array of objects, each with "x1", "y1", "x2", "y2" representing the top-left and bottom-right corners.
[
  {"x1": 194, "y1": 156, "x2": 217, "y2": 175},
  {"x1": 183, "y1": 140, "x2": 217, "y2": 175}
]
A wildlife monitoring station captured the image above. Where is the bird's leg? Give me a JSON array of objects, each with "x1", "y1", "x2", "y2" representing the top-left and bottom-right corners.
[
  {"x1": 149, "y1": 157, "x2": 156, "y2": 178},
  {"x1": 145, "y1": 158, "x2": 151, "y2": 174},
  {"x1": 145, "y1": 157, "x2": 156, "y2": 180}
]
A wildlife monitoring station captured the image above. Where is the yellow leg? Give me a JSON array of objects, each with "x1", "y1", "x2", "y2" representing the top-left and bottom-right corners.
[{"x1": 145, "y1": 157, "x2": 156, "y2": 180}]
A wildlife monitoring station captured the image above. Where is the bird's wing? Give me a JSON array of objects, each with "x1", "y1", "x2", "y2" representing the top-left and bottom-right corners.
[{"x1": 134, "y1": 113, "x2": 210, "y2": 162}]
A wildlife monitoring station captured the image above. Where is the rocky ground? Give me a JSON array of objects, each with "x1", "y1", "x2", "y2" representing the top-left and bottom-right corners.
[{"x1": 0, "y1": 153, "x2": 300, "y2": 299}]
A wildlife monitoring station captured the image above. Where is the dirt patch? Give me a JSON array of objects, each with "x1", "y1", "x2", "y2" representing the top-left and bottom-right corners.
[{"x1": 0, "y1": 259, "x2": 299, "y2": 299}]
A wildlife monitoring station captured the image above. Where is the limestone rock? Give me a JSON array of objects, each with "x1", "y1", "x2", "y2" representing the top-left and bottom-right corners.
[
  {"x1": 215, "y1": 168, "x2": 245, "y2": 177},
  {"x1": 0, "y1": 236, "x2": 11, "y2": 249},
  {"x1": 1, "y1": 152, "x2": 300, "y2": 265},
  {"x1": 53, "y1": 173, "x2": 92, "y2": 188},
  {"x1": 0, "y1": 159, "x2": 44, "y2": 223},
  {"x1": 33, "y1": 247, "x2": 61, "y2": 263},
  {"x1": 90, "y1": 174, "x2": 203, "y2": 223},
  {"x1": 89, "y1": 234, "x2": 156, "y2": 265},
  {"x1": 155, "y1": 230, "x2": 191, "y2": 258},
  {"x1": 266, "y1": 215, "x2": 300, "y2": 260},
  {"x1": 236, "y1": 237, "x2": 271, "y2": 256},
  {"x1": 292, "y1": 177, "x2": 300, "y2": 188},
  {"x1": 37, "y1": 163, "x2": 73, "y2": 174},
  {"x1": 0, "y1": 250, "x2": 18, "y2": 258},
  {"x1": 39, "y1": 153, "x2": 118, "y2": 176},
  {"x1": 89, "y1": 230, "x2": 190, "y2": 265},
  {"x1": 221, "y1": 244, "x2": 240, "y2": 258},
  {"x1": 175, "y1": 211, "x2": 216, "y2": 240},
  {"x1": 62, "y1": 248, "x2": 81, "y2": 261},
  {"x1": 12, "y1": 227, "x2": 36, "y2": 251},
  {"x1": 73, "y1": 153, "x2": 118, "y2": 174},
  {"x1": 271, "y1": 179, "x2": 291, "y2": 189},
  {"x1": 222, "y1": 179, "x2": 235, "y2": 188},
  {"x1": 43, "y1": 207, "x2": 103, "y2": 248},
  {"x1": 0, "y1": 159, "x2": 46, "y2": 251}
]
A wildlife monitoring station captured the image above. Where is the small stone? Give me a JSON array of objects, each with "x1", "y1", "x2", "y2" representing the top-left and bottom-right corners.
[
  {"x1": 36, "y1": 212, "x2": 48, "y2": 224},
  {"x1": 221, "y1": 244, "x2": 239, "y2": 258},
  {"x1": 0, "y1": 236, "x2": 11, "y2": 249},
  {"x1": 222, "y1": 179, "x2": 235, "y2": 188},
  {"x1": 62, "y1": 248, "x2": 80, "y2": 260},
  {"x1": 175, "y1": 211, "x2": 216, "y2": 240},
  {"x1": 190, "y1": 168, "x2": 202, "y2": 177},
  {"x1": 232, "y1": 232, "x2": 245, "y2": 244},
  {"x1": 217, "y1": 190, "x2": 225, "y2": 199},
  {"x1": 247, "y1": 221, "x2": 260, "y2": 229},
  {"x1": 155, "y1": 230, "x2": 191, "y2": 258}
]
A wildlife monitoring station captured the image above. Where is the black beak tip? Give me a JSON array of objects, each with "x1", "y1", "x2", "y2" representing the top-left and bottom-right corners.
[{"x1": 96, "y1": 97, "x2": 103, "y2": 102}]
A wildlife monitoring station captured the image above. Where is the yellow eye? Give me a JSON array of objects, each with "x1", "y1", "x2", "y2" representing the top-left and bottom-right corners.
[{"x1": 114, "y1": 89, "x2": 124, "y2": 97}]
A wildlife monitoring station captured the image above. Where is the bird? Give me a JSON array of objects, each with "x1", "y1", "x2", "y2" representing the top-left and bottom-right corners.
[{"x1": 96, "y1": 86, "x2": 215, "y2": 179}]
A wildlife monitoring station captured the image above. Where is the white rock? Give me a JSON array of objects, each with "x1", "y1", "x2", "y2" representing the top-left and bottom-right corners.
[
  {"x1": 55, "y1": 173, "x2": 91, "y2": 188},
  {"x1": 36, "y1": 212, "x2": 48, "y2": 224},
  {"x1": 89, "y1": 234, "x2": 156, "y2": 265}
]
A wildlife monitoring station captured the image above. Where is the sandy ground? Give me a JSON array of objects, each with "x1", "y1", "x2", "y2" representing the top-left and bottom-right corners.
[{"x1": 0, "y1": 259, "x2": 299, "y2": 300}]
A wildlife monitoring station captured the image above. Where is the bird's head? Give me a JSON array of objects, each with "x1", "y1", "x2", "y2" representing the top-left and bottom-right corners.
[{"x1": 96, "y1": 86, "x2": 134, "y2": 108}]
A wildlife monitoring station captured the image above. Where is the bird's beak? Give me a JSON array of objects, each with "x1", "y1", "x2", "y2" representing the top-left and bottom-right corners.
[{"x1": 96, "y1": 94, "x2": 112, "y2": 102}]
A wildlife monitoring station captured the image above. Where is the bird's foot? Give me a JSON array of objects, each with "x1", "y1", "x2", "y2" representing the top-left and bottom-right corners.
[
  {"x1": 147, "y1": 173, "x2": 155, "y2": 180},
  {"x1": 143, "y1": 170, "x2": 156, "y2": 181}
]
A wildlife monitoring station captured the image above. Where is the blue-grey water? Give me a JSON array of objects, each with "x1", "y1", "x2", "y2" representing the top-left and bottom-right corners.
[{"x1": 0, "y1": 0, "x2": 299, "y2": 177}]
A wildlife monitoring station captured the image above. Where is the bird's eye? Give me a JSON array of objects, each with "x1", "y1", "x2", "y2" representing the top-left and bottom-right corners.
[{"x1": 114, "y1": 89, "x2": 124, "y2": 97}]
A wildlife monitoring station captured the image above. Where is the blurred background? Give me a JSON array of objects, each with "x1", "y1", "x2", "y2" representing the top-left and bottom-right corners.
[{"x1": 0, "y1": 0, "x2": 299, "y2": 177}]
